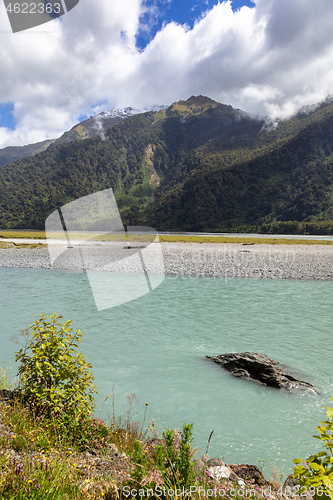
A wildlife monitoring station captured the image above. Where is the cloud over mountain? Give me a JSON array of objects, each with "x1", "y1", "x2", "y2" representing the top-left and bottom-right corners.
[{"x1": 0, "y1": 0, "x2": 333, "y2": 147}]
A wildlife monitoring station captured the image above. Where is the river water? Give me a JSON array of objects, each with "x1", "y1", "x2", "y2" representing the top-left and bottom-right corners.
[{"x1": 1, "y1": 266, "x2": 333, "y2": 478}]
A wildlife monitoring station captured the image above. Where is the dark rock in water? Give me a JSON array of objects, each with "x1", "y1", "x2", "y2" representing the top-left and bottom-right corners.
[{"x1": 206, "y1": 352, "x2": 319, "y2": 393}]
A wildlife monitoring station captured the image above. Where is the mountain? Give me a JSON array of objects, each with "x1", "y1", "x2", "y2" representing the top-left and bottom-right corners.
[
  {"x1": 0, "y1": 106, "x2": 166, "y2": 168},
  {"x1": 0, "y1": 139, "x2": 55, "y2": 168},
  {"x1": 1, "y1": 95, "x2": 333, "y2": 233},
  {"x1": 50, "y1": 107, "x2": 147, "y2": 147}
]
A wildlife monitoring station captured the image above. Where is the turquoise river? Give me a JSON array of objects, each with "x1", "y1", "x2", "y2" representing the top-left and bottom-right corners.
[{"x1": 1, "y1": 266, "x2": 333, "y2": 479}]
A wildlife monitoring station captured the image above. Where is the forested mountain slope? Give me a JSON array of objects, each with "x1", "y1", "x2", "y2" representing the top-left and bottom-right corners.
[{"x1": 1, "y1": 95, "x2": 333, "y2": 232}]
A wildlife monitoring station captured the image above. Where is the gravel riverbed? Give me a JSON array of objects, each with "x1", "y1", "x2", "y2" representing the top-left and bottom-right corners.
[{"x1": 0, "y1": 241, "x2": 333, "y2": 280}]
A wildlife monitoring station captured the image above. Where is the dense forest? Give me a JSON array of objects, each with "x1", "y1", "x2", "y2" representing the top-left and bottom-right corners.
[{"x1": 1, "y1": 95, "x2": 333, "y2": 233}]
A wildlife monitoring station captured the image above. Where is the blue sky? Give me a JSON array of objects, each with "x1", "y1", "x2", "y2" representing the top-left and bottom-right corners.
[
  {"x1": 0, "y1": 103, "x2": 16, "y2": 133},
  {"x1": 136, "y1": 0, "x2": 254, "y2": 49},
  {"x1": 0, "y1": 0, "x2": 254, "y2": 139},
  {"x1": 0, "y1": 0, "x2": 333, "y2": 147}
]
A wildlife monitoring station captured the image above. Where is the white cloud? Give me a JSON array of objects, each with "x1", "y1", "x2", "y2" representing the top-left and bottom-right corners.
[{"x1": 0, "y1": 0, "x2": 333, "y2": 147}]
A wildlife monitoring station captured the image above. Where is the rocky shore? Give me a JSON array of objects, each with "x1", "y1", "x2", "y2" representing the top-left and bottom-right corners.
[
  {"x1": 162, "y1": 242, "x2": 333, "y2": 280},
  {"x1": 0, "y1": 240, "x2": 333, "y2": 280}
]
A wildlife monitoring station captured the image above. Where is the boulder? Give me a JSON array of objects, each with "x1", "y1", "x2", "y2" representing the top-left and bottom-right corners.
[
  {"x1": 228, "y1": 464, "x2": 269, "y2": 487},
  {"x1": 206, "y1": 352, "x2": 318, "y2": 393},
  {"x1": 207, "y1": 465, "x2": 238, "y2": 482},
  {"x1": 193, "y1": 458, "x2": 207, "y2": 474},
  {"x1": 206, "y1": 458, "x2": 225, "y2": 468},
  {"x1": 283, "y1": 474, "x2": 299, "y2": 489},
  {"x1": 282, "y1": 474, "x2": 312, "y2": 499}
]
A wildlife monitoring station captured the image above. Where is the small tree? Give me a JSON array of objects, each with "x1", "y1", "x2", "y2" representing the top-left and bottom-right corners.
[{"x1": 15, "y1": 314, "x2": 97, "y2": 418}]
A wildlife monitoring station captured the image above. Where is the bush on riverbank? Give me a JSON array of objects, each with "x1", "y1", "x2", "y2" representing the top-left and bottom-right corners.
[
  {"x1": 0, "y1": 389, "x2": 279, "y2": 500},
  {"x1": 293, "y1": 397, "x2": 333, "y2": 500},
  {"x1": 15, "y1": 314, "x2": 97, "y2": 421}
]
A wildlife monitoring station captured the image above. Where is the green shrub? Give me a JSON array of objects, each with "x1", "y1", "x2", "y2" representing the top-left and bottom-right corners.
[
  {"x1": 293, "y1": 397, "x2": 333, "y2": 500},
  {"x1": 130, "y1": 423, "x2": 197, "y2": 494},
  {"x1": 15, "y1": 314, "x2": 97, "y2": 419},
  {"x1": 156, "y1": 423, "x2": 197, "y2": 489}
]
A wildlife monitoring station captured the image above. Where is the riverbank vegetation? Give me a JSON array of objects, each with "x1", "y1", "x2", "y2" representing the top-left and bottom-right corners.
[
  {"x1": 1, "y1": 229, "x2": 333, "y2": 246},
  {"x1": 0, "y1": 314, "x2": 332, "y2": 499}
]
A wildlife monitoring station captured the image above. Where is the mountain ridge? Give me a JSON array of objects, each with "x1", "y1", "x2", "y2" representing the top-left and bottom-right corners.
[
  {"x1": 0, "y1": 105, "x2": 167, "y2": 168},
  {"x1": 1, "y1": 95, "x2": 333, "y2": 233},
  {"x1": 0, "y1": 138, "x2": 55, "y2": 168}
]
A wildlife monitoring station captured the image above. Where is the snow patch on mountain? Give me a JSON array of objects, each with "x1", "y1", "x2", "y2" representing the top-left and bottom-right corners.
[
  {"x1": 91, "y1": 105, "x2": 168, "y2": 139},
  {"x1": 96, "y1": 104, "x2": 167, "y2": 120}
]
